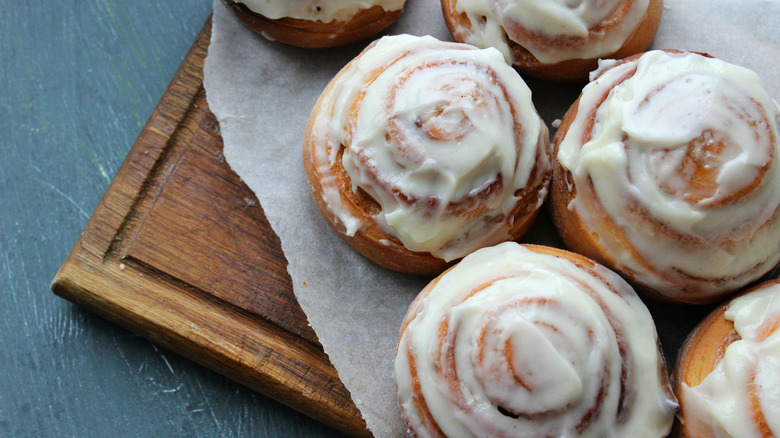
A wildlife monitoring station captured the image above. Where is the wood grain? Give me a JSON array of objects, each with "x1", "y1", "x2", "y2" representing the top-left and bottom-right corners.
[{"x1": 51, "y1": 17, "x2": 369, "y2": 438}]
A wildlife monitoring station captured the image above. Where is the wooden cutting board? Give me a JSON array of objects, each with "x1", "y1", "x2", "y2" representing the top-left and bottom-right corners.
[{"x1": 51, "y1": 17, "x2": 369, "y2": 438}]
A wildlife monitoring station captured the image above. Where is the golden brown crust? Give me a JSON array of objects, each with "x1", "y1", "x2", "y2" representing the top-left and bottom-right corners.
[
  {"x1": 670, "y1": 304, "x2": 738, "y2": 438},
  {"x1": 548, "y1": 49, "x2": 778, "y2": 303},
  {"x1": 221, "y1": 0, "x2": 402, "y2": 48},
  {"x1": 440, "y1": 0, "x2": 664, "y2": 82},
  {"x1": 670, "y1": 279, "x2": 780, "y2": 438},
  {"x1": 549, "y1": 93, "x2": 639, "y2": 294},
  {"x1": 302, "y1": 54, "x2": 452, "y2": 275},
  {"x1": 302, "y1": 39, "x2": 551, "y2": 275},
  {"x1": 303, "y1": 147, "x2": 452, "y2": 275},
  {"x1": 549, "y1": 89, "x2": 693, "y2": 302},
  {"x1": 304, "y1": 101, "x2": 548, "y2": 275}
]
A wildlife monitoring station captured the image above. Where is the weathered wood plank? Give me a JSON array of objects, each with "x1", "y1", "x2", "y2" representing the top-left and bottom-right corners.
[{"x1": 51, "y1": 18, "x2": 369, "y2": 438}]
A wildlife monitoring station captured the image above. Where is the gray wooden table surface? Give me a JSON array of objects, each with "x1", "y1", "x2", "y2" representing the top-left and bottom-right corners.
[{"x1": 1, "y1": 2, "x2": 343, "y2": 436}]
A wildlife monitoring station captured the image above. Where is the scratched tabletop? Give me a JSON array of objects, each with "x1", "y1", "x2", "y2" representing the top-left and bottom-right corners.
[{"x1": 0, "y1": 2, "x2": 343, "y2": 437}]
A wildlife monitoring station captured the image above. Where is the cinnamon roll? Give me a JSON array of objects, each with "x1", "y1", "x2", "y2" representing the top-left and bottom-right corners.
[
  {"x1": 220, "y1": 0, "x2": 405, "y2": 48},
  {"x1": 672, "y1": 279, "x2": 780, "y2": 438},
  {"x1": 551, "y1": 50, "x2": 780, "y2": 303},
  {"x1": 303, "y1": 34, "x2": 551, "y2": 275},
  {"x1": 440, "y1": 0, "x2": 663, "y2": 82},
  {"x1": 394, "y1": 242, "x2": 677, "y2": 438}
]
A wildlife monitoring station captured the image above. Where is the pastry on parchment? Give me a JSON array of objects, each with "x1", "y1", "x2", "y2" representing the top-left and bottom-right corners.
[
  {"x1": 440, "y1": 0, "x2": 663, "y2": 82},
  {"x1": 550, "y1": 49, "x2": 780, "y2": 303},
  {"x1": 303, "y1": 34, "x2": 551, "y2": 275},
  {"x1": 221, "y1": 0, "x2": 406, "y2": 48},
  {"x1": 394, "y1": 242, "x2": 678, "y2": 437}
]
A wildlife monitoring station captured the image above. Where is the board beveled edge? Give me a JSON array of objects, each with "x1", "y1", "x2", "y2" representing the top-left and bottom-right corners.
[{"x1": 50, "y1": 16, "x2": 369, "y2": 438}]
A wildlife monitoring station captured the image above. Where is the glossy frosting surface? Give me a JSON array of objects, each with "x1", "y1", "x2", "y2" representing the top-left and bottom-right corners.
[
  {"x1": 557, "y1": 50, "x2": 780, "y2": 300},
  {"x1": 308, "y1": 34, "x2": 549, "y2": 261},
  {"x1": 235, "y1": 0, "x2": 405, "y2": 21},
  {"x1": 682, "y1": 282, "x2": 780, "y2": 437},
  {"x1": 452, "y1": 0, "x2": 650, "y2": 63},
  {"x1": 394, "y1": 243, "x2": 677, "y2": 437}
]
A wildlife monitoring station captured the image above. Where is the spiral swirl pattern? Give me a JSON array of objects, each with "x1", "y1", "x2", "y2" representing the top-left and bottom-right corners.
[
  {"x1": 394, "y1": 243, "x2": 677, "y2": 438},
  {"x1": 445, "y1": 0, "x2": 651, "y2": 64},
  {"x1": 305, "y1": 34, "x2": 550, "y2": 264},
  {"x1": 679, "y1": 280, "x2": 780, "y2": 437},
  {"x1": 554, "y1": 50, "x2": 780, "y2": 302}
]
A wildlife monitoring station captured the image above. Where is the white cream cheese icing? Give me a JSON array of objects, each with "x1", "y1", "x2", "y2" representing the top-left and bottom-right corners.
[
  {"x1": 682, "y1": 282, "x2": 780, "y2": 437},
  {"x1": 394, "y1": 242, "x2": 677, "y2": 437},
  {"x1": 306, "y1": 34, "x2": 550, "y2": 261},
  {"x1": 556, "y1": 50, "x2": 780, "y2": 300},
  {"x1": 234, "y1": 0, "x2": 405, "y2": 22},
  {"x1": 451, "y1": 0, "x2": 651, "y2": 64}
]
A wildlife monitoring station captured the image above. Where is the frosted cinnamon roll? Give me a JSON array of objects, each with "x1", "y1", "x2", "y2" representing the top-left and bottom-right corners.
[
  {"x1": 394, "y1": 242, "x2": 677, "y2": 437},
  {"x1": 440, "y1": 0, "x2": 663, "y2": 82},
  {"x1": 551, "y1": 50, "x2": 780, "y2": 303},
  {"x1": 220, "y1": 0, "x2": 406, "y2": 48},
  {"x1": 672, "y1": 279, "x2": 780, "y2": 438},
  {"x1": 303, "y1": 35, "x2": 551, "y2": 275}
]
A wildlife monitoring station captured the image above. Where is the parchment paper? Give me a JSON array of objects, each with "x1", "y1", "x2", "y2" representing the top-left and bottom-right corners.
[{"x1": 202, "y1": 1, "x2": 779, "y2": 436}]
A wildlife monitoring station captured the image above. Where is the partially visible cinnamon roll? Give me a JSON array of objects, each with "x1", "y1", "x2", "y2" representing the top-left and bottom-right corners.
[
  {"x1": 304, "y1": 34, "x2": 551, "y2": 275},
  {"x1": 440, "y1": 0, "x2": 663, "y2": 82},
  {"x1": 394, "y1": 242, "x2": 677, "y2": 437},
  {"x1": 551, "y1": 50, "x2": 780, "y2": 303},
  {"x1": 672, "y1": 279, "x2": 780, "y2": 438},
  {"x1": 221, "y1": 0, "x2": 405, "y2": 48}
]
